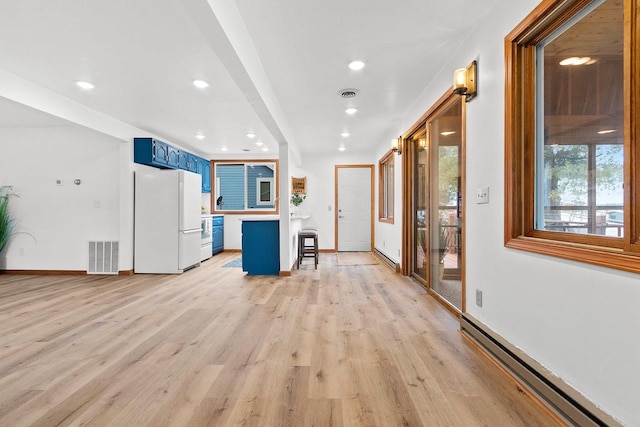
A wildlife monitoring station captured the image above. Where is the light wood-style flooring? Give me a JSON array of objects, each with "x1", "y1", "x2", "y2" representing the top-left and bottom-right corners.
[{"x1": 0, "y1": 253, "x2": 559, "y2": 426}]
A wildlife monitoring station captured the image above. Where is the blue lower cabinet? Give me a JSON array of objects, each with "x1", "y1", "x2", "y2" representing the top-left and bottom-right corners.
[
  {"x1": 212, "y1": 216, "x2": 224, "y2": 255},
  {"x1": 242, "y1": 220, "x2": 279, "y2": 275}
]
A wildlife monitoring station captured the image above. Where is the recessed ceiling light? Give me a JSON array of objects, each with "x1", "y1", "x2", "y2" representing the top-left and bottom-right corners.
[
  {"x1": 255, "y1": 141, "x2": 264, "y2": 146},
  {"x1": 341, "y1": 132, "x2": 350, "y2": 138},
  {"x1": 339, "y1": 146, "x2": 346, "y2": 151},
  {"x1": 246, "y1": 132, "x2": 256, "y2": 139},
  {"x1": 348, "y1": 61, "x2": 365, "y2": 71},
  {"x1": 598, "y1": 129, "x2": 617, "y2": 134},
  {"x1": 345, "y1": 108, "x2": 357, "y2": 115},
  {"x1": 262, "y1": 147, "x2": 269, "y2": 152},
  {"x1": 221, "y1": 146, "x2": 228, "y2": 152},
  {"x1": 559, "y1": 57, "x2": 592, "y2": 66},
  {"x1": 195, "y1": 134, "x2": 205, "y2": 140},
  {"x1": 76, "y1": 81, "x2": 94, "y2": 90},
  {"x1": 193, "y1": 80, "x2": 209, "y2": 88},
  {"x1": 441, "y1": 131, "x2": 456, "y2": 136}
]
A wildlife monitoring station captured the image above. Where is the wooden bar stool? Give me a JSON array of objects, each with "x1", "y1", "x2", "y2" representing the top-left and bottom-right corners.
[{"x1": 297, "y1": 228, "x2": 318, "y2": 269}]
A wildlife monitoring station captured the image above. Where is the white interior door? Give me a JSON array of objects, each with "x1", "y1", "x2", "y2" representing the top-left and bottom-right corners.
[{"x1": 337, "y1": 166, "x2": 372, "y2": 251}]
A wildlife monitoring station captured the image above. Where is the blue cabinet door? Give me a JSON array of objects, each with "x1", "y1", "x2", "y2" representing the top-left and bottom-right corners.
[
  {"x1": 188, "y1": 154, "x2": 199, "y2": 173},
  {"x1": 212, "y1": 216, "x2": 224, "y2": 254},
  {"x1": 166, "y1": 145, "x2": 179, "y2": 168},
  {"x1": 153, "y1": 140, "x2": 170, "y2": 167},
  {"x1": 241, "y1": 220, "x2": 279, "y2": 275},
  {"x1": 134, "y1": 138, "x2": 173, "y2": 168},
  {"x1": 178, "y1": 152, "x2": 198, "y2": 172},
  {"x1": 178, "y1": 151, "x2": 189, "y2": 170},
  {"x1": 198, "y1": 157, "x2": 211, "y2": 192}
]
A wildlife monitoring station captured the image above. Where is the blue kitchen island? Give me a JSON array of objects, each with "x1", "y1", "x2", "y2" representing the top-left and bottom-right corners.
[{"x1": 241, "y1": 218, "x2": 280, "y2": 275}]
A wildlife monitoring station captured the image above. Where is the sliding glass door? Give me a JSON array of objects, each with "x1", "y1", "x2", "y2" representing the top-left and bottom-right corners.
[{"x1": 408, "y1": 95, "x2": 464, "y2": 312}]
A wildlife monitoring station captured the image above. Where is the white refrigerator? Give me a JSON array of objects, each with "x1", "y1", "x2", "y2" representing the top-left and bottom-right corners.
[{"x1": 134, "y1": 169, "x2": 202, "y2": 273}]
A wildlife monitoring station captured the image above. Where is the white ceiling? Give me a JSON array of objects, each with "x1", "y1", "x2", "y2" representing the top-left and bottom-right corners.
[{"x1": 0, "y1": 0, "x2": 499, "y2": 158}]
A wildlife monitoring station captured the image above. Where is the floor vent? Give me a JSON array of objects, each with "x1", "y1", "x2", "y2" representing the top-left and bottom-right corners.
[{"x1": 88, "y1": 241, "x2": 119, "y2": 275}]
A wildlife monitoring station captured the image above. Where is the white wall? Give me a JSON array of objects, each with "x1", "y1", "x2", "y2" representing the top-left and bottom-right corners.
[
  {"x1": 298, "y1": 150, "x2": 376, "y2": 251},
  {"x1": 1, "y1": 126, "x2": 132, "y2": 271},
  {"x1": 386, "y1": 0, "x2": 639, "y2": 424}
]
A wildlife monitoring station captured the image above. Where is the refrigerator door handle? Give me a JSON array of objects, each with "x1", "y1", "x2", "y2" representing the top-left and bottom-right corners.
[{"x1": 183, "y1": 229, "x2": 201, "y2": 234}]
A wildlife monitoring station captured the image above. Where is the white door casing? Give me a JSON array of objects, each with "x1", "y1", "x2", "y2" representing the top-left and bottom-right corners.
[{"x1": 336, "y1": 166, "x2": 373, "y2": 251}]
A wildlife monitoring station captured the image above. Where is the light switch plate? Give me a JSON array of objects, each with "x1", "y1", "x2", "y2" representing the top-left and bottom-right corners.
[{"x1": 476, "y1": 186, "x2": 489, "y2": 204}]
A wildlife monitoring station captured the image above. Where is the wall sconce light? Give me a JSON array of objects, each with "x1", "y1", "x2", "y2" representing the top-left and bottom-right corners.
[
  {"x1": 453, "y1": 60, "x2": 477, "y2": 102},
  {"x1": 391, "y1": 137, "x2": 402, "y2": 155}
]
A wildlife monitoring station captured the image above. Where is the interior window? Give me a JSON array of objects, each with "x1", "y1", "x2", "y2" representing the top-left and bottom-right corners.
[
  {"x1": 378, "y1": 151, "x2": 395, "y2": 223},
  {"x1": 535, "y1": 0, "x2": 624, "y2": 237},
  {"x1": 213, "y1": 161, "x2": 278, "y2": 213},
  {"x1": 505, "y1": 0, "x2": 640, "y2": 272}
]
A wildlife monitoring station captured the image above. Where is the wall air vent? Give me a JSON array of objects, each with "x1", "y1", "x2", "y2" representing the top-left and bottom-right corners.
[
  {"x1": 88, "y1": 241, "x2": 119, "y2": 274},
  {"x1": 338, "y1": 88, "x2": 360, "y2": 98}
]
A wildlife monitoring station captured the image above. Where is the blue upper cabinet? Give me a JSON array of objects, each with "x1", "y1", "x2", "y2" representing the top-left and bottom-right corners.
[
  {"x1": 134, "y1": 137, "x2": 172, "y2": 168},
  {"x1": 134, "y1": 137, "x2": 209, "y2": 192},
  {"x1": 197, "y1": 157, "x2": 211, "y2": 193},
  {"x1": 178, "y1": 151, "x2": 197, "y2": 173}
]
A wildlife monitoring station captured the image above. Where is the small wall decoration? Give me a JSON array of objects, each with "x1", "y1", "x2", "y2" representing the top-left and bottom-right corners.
[{"x1": 291, "y1": 176, "x2": 307, "y2": 194}]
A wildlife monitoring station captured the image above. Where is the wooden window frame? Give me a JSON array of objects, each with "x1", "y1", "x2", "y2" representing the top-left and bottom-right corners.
[
  {"x1": 211, "y1": 159, "x2": 279, "y2": 215},
  {"x1": 505, "y1": 0, "x2": 640, "y2": 273},
  {"x1": 378, "y1": 150, "x2": 395, "y2": 224}
]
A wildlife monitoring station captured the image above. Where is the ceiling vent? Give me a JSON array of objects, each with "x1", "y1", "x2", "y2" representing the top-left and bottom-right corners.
[{"x1": 338, "y1": 88, "x2": 359, "y2": 98}]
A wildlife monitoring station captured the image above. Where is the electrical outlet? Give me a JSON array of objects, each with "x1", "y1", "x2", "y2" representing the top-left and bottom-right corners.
[
  {"x1": 476, "y1": 187, "x2": 489, "y2": 204},
  {"x1": 476, "y1": 289, "x2": 483, "y2": 307},
  {"x1": 328, "y1": 205, "x2": 332, "y2": 211}
]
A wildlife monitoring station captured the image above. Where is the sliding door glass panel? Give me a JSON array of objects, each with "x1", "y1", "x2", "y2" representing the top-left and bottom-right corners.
[
  {"x1": 412, "y1": 128, "x2": 428, "y2": 281},
  {"x1": 429, "y1": 99, "x2": 462, "y2": 310}
]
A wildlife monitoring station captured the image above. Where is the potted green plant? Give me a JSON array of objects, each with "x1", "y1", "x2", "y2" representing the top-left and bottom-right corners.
[
  {"x1": 290, "y1": 193, "x2": 306, "y2": 206},
  {"x1": 290, "y1": 193, "x2": 306, "y2": 215},
  {"x1": 0, "y1": 186, "x2": 16, "y2": 253}
]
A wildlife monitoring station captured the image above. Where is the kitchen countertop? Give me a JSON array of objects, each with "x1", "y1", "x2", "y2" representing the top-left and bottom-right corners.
[
  {"x1": 237, "y1": 215, "x2": 310, "y2": 221},
  {"x1": 239, "y1": 215, "x2": 280, "y2": 221}
]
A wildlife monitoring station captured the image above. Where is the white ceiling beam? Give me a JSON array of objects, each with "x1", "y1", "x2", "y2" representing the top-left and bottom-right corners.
[{"x1": 181, "y1": 0, "x2": 301, "y2": 165}]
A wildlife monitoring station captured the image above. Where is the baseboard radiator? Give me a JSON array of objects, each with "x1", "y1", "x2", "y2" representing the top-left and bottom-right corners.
[
  {"x1": 373, "y1": 248, "x2": 400, "y2": 272},
  {"x1": 460, "y1": 314, "x2": 619, "y2": 427},
  {"x1": 88, "y1": 241, "x2": 119, "y2": 275}
]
